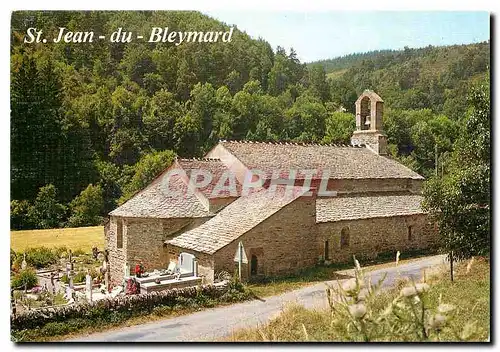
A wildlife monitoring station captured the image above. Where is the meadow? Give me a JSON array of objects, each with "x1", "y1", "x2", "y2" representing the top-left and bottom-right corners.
[{"x1": 10, "y1": 226, "x2": 104, "y2": 252}]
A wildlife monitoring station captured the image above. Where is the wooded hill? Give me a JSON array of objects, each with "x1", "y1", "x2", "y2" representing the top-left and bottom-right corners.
[{"x1": 10, "y1": 11, "x2": 490, "y2": 230}]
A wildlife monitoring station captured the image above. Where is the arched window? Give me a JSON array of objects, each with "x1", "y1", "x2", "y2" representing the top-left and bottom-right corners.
[
  {"x1": 116, "y1": 219, "x2": 123, "y2": 249},
  {"x1": 360, "y1": 97, "x2": 371, "y2": 130},
  {"x1": 340, "y1": 227, "x2": 350, "y2": 248},
  {"x1": 250, "y1": 255, "x2": 258, "y2": 275}
]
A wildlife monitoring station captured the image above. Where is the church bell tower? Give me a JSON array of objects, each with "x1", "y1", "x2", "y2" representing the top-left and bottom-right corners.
[{"x1": 350, "y1": 90, "x2": 388, "y2": 155}]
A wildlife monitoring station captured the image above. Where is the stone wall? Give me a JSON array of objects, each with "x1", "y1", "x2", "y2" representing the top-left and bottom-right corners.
[
  {"x1": 214, "y1": 197, "x2": 318, "y2": 281},
  {"x1": 106, "y1": 216, "x2": 211, "y2": 285},
  {"x1": 317, "y1": 214, "x2": 437, "y2": 264},
  {"x1": 106, "y1": 216, "x2": 128, "y2": 287}
]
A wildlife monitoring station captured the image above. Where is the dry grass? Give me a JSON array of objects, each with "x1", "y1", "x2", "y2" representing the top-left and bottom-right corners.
[
  {"x1": 229, "y1": 257, "x2": 490, "y2": 342},
  {"x1": 248, "y1": 253, "x2": 437, "y2": 298},
  {"x1": 10, "y1": 226, "x2": 104, "y2": 252}
]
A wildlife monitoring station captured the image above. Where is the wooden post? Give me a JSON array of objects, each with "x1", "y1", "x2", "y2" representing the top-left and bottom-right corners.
[
  {"x1": 238, "y1": 242, "x2": 242, "y2": 281},
  {"x1": 450, "y1": 251, "x2": 454, "y2": 282}
]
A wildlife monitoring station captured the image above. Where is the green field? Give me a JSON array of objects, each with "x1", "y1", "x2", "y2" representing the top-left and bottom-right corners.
[{"x1": 10, "y1": 226, "x2": 104, "y2": 252}]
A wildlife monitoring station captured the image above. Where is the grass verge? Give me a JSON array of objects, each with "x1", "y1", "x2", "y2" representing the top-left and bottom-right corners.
[
  {"x1": 228, "y1": 257, "x2": 490, "y2": 342},
  {"x1": 248, "y1": 249, "x2": 436, "y2": 297}
]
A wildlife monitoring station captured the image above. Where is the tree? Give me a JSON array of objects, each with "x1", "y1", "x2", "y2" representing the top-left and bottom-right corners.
[
  {"x1": 423, "y1": 81, "x2": 490, "y2": 259},
  {"x1": 323, "y1": 112, "x2": 356, "y2": 144},
  {"x1": 27, "y1": 184, "x2": 66, "y2": 229},
  {"x1": 11, "y1": 200, "x2": 32, "y2": 230},
  {"x1": 120, "y1": 149, "x2": 176, "y2": 204},
  {"x1": 67, "y1": 184, "x2": 104, "y2": 227},
  {"x1": 308, "y1": 64, "x2": 330, "y2": 102}
]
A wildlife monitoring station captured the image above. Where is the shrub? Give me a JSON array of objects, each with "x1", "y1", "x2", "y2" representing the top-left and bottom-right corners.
[
  {"x1": 25, "y1": 247, "x2": 58, "y2": 269},
  {"x1": 72, "y1": 248, "x2": 86, "y2": 257},
  {"x1": 10, "y1": 249, "x2": 18, "y2": 268},
  {"x1": 12, "y1": 268, "x2": 38, "y2": 290},
  {"x1": 73, "y1": 272, "x2": 86, "y2": 283},
  {"x1": 52, "y1": 246, "x2": 69, "y2": 258}
]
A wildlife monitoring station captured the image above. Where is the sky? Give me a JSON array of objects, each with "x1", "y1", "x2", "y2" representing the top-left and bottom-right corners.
[{"x1": 204, "y1": 11, "x2": 490, "y2": 62}]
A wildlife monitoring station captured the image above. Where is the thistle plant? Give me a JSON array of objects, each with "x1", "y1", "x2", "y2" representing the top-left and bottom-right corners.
[{"x1": 325, "y1": 255, "x2": 479, "y2": 342}]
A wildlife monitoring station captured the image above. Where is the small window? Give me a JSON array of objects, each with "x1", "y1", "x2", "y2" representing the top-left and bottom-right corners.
[
  {"x1": 340, "y1": 227, "x2": 350, "y2": 248},
  {"x1": 324, "y1": 240, "x2": 329, "y2": 260},
  {"x1": 408, "y1": 226, "x2": 413, "y2": 241},
  {"x1": 117, "y1": 219, "x2": 123, "y2": 248}
]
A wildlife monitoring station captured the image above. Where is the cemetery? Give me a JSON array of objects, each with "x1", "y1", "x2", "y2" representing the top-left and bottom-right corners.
[{"x1": 10, "y1": 247, "x2": 210, "y2": 318}]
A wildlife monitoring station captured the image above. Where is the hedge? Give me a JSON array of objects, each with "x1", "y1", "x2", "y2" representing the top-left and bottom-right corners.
[{"x1": 11, "y1": 282, "x2": 247, "y2": 332}]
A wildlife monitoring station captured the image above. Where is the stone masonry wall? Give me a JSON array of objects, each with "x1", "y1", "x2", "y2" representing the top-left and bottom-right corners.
[
  {"x1": 106, "y1": 216, "x2": 128, "y2": 287},
  {"x1": 106, "y1": 216, "x2": 211, "y2": 286},
  {"x1": 317, "y1": 214, "x2": 437, "y2": 264},
  {"x1": 213, "y1": 197, "x2": 318, "y2": 281}
]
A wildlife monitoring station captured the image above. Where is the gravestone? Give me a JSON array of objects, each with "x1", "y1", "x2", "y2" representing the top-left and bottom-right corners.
[
  {"x1": 85, "y1": 273, "x2": 92, "y2": 302},
  {"x1": 69, "y1": 270, "x2": 74, "y2": 289},
  {"x1": 21, "y1": 253, "x2": 27, "y2": 270},
  {"x1": 167, "y1": 261, "x2": 177, "y2": 273},
  {"x1": 178, "y1": 252, "x2": 195, "y2": 274},
  {"x1": 124, "y1": 262, "x2": 130, "y2": 277},
  {"x1": 65, "y1": 285, "x2": 73, "y2": 301}
]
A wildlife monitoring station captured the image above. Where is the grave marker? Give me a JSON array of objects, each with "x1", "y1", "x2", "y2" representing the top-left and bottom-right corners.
[{"x1": 85, "y1": 272, "x2": 92, "y2": 302}]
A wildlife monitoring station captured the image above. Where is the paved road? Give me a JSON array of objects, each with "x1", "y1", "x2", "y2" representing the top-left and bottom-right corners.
[{"x1": 71, "y1": 254, "x2": 446, "y2": 342}]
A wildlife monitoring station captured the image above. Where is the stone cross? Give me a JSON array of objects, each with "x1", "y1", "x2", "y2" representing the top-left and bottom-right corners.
[
  {"x1": 69, "y1": 250, "x2": 73, "y2": 270},
  {"x1": 102, "y1": 252, "x2": 110, "y2": 292},
  {"x1": 69, "y1": 270, "x2": 74, "y2": 290}
]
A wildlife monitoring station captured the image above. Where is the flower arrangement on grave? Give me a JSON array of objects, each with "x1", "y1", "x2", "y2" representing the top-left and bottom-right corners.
[{"x1": 134, "y1": 263, "x2": 145, "y2": 278}]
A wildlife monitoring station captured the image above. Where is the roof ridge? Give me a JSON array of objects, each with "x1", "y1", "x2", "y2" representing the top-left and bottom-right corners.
[
  {"x1": 178, "y1": 157, "x2": 221, "y2": 162},
  {"x1": 220, "y1": 140, "x2": 362, "y2": 148}
]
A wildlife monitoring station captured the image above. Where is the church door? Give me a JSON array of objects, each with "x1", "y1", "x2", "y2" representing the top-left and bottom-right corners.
[{"x1": 250, "y1": 255, "x2": 258, "y2": 275}]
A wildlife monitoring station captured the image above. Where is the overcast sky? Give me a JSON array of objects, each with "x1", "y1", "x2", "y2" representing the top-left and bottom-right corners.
[{"x1": 205, "y1": 11, "x2": 490, "y2": 62}]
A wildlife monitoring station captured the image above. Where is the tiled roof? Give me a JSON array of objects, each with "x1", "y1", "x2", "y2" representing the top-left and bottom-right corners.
[
  {"x1": 176, "y1": 158, "x2": 241, "y2": 198},
  {"x1": 316, "y1": 194, "x2": 425, "y2": 223},
  {"x1": 165, "y1": 185, "x2": 308, "y2": 254},
  {"x1": 109, "y1": 172, "x2": 214, "y2": 219},
  {"x1": 219, "y1": 141, "x2": 423, "y2": 180}
]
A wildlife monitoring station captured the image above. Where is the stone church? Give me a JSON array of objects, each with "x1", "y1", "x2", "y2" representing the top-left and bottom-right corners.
[{"x1": 105, "y1": 90, "x2": 437, "y2": 285}]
